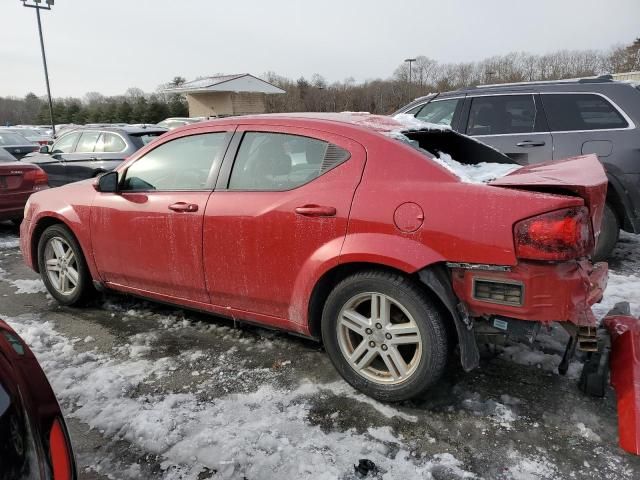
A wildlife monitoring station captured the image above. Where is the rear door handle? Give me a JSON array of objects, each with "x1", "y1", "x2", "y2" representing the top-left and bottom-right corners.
[
  {"x1": 516, "y1": 140, "x2": 546, "y2": 147},
  {"x1": 295, "y1": 205, "x2": 337, "y2": 217},
  {"x1": 169, "y1": 202, "x2": 199, "y2": 212}
]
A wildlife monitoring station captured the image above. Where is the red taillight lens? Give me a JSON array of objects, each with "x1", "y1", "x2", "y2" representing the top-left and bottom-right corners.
[
  {"x1": 514, "y1": 207, "x2": 593, "y2": 261},
  {"x1": 49, "y1": 418, "x2": 73, "y2": 480},
  {"x1": 23, "y1": 168, "x2": 49, "y2": 186}
]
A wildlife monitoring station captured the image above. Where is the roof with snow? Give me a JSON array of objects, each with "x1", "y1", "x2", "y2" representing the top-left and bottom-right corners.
[{"x1": 164, "y1": 74, "x2": 286, "y2": 95}]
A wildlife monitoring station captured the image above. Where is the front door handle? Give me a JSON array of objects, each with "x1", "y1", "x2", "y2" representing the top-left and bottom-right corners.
[
  {"x1": 516, "y1": 140, "x2": 546, "y2": 148},
  {"x1": 295, "y1": 205, "x2": 337, "y2": 217},
  {"x1": 169, "y1": 202, "x2": 199, "y2": 213}
]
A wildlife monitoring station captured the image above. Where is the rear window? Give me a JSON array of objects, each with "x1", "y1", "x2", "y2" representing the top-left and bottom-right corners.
[
  {"x1": 541, "y1": 93, "x2": 629, "y2": 131},
  {"x1": 131, "y1": 132, "x2": 165, "y2": 146},
  {"x1": 0, "y1": 148, "x2": 16, "y2": 163},
  {"x1": 0, "y1": 132, "x2": 29, "y2": 146}
]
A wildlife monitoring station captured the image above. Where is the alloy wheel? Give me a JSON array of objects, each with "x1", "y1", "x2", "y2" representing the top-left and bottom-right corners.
[
  {"x1": 337, "y1": 292, "x2": 422, "y2": 385},
  {"x1": 44, "y1": 236, "x2": 79, "y2": 296}
]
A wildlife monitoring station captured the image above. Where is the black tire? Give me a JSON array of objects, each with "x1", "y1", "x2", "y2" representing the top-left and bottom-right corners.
[
  {"x1": 321, "y1": 270, "x2": 448, "y2": 402},
  {"x1": 593, "y1": 203, "x2": 619, "y2": 262},
  {"x1": 37, "y1": 224, "x2": 94, "y2": 306}
]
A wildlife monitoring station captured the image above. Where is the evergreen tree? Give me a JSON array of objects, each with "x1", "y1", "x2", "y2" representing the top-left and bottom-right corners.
[{"x1": 116, "y1": 100, "x2": 133, "y2": 123}]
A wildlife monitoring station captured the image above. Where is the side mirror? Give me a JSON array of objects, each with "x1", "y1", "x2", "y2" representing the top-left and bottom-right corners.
[
  {"x1": 94, "y1": 171, "x2": 119, "y2": 193},
  {"x1": 39, "y1": 145, "x2": 50, "y2": 154}
]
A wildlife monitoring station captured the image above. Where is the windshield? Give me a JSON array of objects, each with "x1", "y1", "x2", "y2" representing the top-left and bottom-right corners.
[{"x1": 0, "y1": 132, "x2": 30, "y2": 146}]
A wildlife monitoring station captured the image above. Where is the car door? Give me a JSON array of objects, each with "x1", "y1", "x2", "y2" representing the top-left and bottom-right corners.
[
  {"x1": 463, "y1": 94, "x2": 553, "y2": 164},
  {"x1": 29, "y1": 131, "x2": 81, "y2": 186},
  {"x1": 203, "y1": 125, "x2": 366, "y2": 320},
  {"x1": 90, "y1": 129, "x2": 233, "y2": 303},
  {"x1": 64, "y1": 130, "x2": 101, "y2": 183}
]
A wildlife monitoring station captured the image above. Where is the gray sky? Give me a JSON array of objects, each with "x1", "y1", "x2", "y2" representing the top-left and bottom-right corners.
[{"x1": 1, "y1": 0, "x2": 638, "y2": 98}]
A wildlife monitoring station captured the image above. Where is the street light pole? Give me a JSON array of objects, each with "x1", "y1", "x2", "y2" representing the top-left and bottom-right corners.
[
  {"x1": 21, "y1": 0, "x2": 56, "y2": 136},
  {"x1": 404, "y1": 58, "x2": 417, "y2": 84}
]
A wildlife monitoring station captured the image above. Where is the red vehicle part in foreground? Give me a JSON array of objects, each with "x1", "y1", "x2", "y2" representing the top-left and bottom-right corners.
[{"x1": 605, "y1": 311, "x2": 640, "y2": 455}]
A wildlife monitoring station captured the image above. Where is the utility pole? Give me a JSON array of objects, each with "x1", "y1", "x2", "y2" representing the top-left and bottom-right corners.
[
  {"x1": 21, "y1": 0, "x2": 56, "y2": 136},
  {"x1": 404, "y1": 58, "x2": 417, "y2": 84}
]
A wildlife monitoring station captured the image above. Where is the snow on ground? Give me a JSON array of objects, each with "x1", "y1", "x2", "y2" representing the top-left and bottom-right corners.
[
  {"x1": 9, "y1": 278, "x2": 47, "y2": 294},
  {"x1": 6, "y1": 313, "x2": 476, "y2": 480}
]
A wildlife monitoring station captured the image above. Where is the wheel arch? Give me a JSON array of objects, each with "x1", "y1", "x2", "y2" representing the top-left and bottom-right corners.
[
  {"x1": 29, "y1": 215, "x2": 89, "y2": 275},
  {"x1": 607, "y1": 174, "x2": 637, "y2": 233}
]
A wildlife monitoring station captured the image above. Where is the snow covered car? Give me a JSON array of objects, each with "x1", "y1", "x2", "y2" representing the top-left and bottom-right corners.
[
  {"x1": 0, "y1": 319, "x2": 76, "y2": 480},
  {"x1": 19, "y1": 113, "x2": 608, "y2": 401}
]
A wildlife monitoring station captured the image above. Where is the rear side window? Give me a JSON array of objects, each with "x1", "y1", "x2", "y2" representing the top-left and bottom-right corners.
[
  {"x1": 0, "y1": 132, "x2": 30, "y2": 145},
  {"x1": 75, "y1": 131, "x2": 100, "y2": 153},
  {"x1": 122, "y1": 132, "x2": 228, "y2": 191},
  {"x1": 541, "y1": 93, "x2": 629, "y2": 131},
  {"x1": 132, "y1": 132, "x2": 165, "y2": 146},
  {"x1": 95, "y1": 133, "x2": 127, "y2": 153},
  {"x1": 415, "y1": 98, "x2": 461, "y2": 126},
  {"x1": 228, "y1": 132, "x2": 350, "y2": 191},
  {"x1": 467, "y1": 95, "x2": 536, "y2": 135}
]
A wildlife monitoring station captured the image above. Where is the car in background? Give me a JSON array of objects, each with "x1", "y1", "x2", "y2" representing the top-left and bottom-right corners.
[
  {"x1": 394, "y1": 75, "x2": 640, "y2": 261},
  {"x1": 0, "y1": 318, "x2": 76, "y2": 480},
  {"x1": 0, "y1": 131, "x2": 39, "y2": 160},
  {"x1": 0, "y1": 148, "x2": 49, "y2": 225},
  {"x1": 20, "y1": 113, "x2": 608, "y2": 402},
  {"x1": 1, "y1": 127, "x2": 52, "y2": 146},
  {"x1": 157, "y1": 117, "x2": 204, "y2": 130},
  {"x1": 23, "y1": 126, "x2": 167, "y2": 187}
]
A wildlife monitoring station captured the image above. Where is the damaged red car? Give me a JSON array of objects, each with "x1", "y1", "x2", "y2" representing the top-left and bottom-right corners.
[{"x1": 19, "y1": 113, "x2": 608, "y2": 401}]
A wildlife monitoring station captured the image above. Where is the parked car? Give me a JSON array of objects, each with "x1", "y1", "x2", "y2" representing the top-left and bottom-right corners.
[
  {"x1": 0, "y1": 148, "x2": 48, "y2": 225},
  {"x1": 0, "y1": 318, "x2": 76, "y2": 480},
  {"x1": 20, "y1": 113, "x2": 608, "y2": 401},
  {"x1": 157, "y1": 117, "x2": 204, "y2": 130},
  {"x1": 394, "y1": 75, "x2": 640, "y2": 261},
  {"x1": 23, "y1": 126, "x2": 167, "y2": 187},
  {"x1": 1, "y1": 127, "x2": 52, "y2": 146},
  {"x1": 0, "y1": 131, "x2": 39, "y2": 160}
]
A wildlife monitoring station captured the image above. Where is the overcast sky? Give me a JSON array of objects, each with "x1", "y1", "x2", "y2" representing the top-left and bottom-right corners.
[{"x1": 1, "y1": 0, "x2": 638, "y2": 98}]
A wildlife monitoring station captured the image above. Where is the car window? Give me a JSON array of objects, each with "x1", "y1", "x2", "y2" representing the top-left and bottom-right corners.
[
  {"x1": 467, "y1": 95, "x2": 536, "y2": 135},
  {"x1": 121, "y1": 132, "x2": 228, "y2": 191},
  {"x1": 0, "y1": 132, "x2": 30, "y2": 145},
  {"x1": 51, "y1": 132, "x2": 80, "y2": 154},
  {"x1": 228, "y1": 132, "x2": 350, "y2": 191},
  {"x1": 404, "y1": 104, "x2": 423, "y2": 115},
  {"x1": 75, "y1": 131, "x2": 101, "y2": 153},
  {"x1": 541, "y1": 93, "x2": 629, "y2": 131},
  {"x1": 415, "y1": 99, "x2": 460, "y2": 126},
  {"x1": 98, "y1": 133, "x2": 127, "y2": 153}
]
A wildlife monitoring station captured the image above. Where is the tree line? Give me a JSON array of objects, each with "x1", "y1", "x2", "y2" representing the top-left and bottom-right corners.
[{"x1": 1, "y1": 38, "x2": 638, "y2": 126}]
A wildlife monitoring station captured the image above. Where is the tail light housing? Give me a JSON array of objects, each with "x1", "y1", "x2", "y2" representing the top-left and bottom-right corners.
[
  {"x1": 49, "y1": 417, "x2": 73, "y2": 480},
  {"x1": 514, "y1": 207, "x2": 593, "y2": 261},
  {"x1": 23, "y1": 168, "x2": 49, "y2": 187}
]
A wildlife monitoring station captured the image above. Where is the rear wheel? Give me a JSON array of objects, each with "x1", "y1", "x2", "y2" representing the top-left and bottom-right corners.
[
  {"x1": 321, "y1": 271, "x2": 448, "y2": 402},
  {"x1": 593, "y1": 203, "x2": 619, "y2": 262},
  {"x1": 37, "y1": 224, "x2": 93, "y2": 305}
]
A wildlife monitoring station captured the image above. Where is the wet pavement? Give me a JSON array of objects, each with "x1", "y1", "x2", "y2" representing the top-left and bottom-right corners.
[{"x1": 1, "y1": 220, "x2": 639, "y2": 479}]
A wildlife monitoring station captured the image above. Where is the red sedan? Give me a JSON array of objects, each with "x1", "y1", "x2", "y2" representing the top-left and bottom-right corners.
[
  {"x1": 19, "y1": 114, "x2": 608, "y2": 401},
  {"x1": 0, "y1": 148, "x2": 48, "y2": 225}
]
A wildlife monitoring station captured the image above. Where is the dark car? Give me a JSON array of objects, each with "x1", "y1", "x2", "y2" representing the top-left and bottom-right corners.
[
  {"x1": 0, "y1": 148, "x2": 48, "y2": 225},
  {"x1": 394, "y1": 75, "x2": 640, "y2": 260},
  {"x1": 23, "y1": 126, "x2": 167, "y2": 187},
  {"x1": 0, "y1": 319, "x2": 76, "y2": 480},
  {"x1": 0, "y1": 131, "x2": 39, "y2": 161}
]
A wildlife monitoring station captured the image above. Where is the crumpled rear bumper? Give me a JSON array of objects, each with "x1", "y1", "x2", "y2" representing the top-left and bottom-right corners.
[
  {"x1": 604, "y1": 311, "x2": 640, "y2": 455},
  {"x1": 451, "y1": 259, "x2": 607, "y2": 326}
]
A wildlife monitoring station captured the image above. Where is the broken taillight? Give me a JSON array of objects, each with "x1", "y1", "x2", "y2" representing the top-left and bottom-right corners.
[
  {"x1": 49, "y1": 417, "x2": 73, "y2": 480},
  {"x1": 514, "y1": 207, "x2": 593, "y2": 261}
]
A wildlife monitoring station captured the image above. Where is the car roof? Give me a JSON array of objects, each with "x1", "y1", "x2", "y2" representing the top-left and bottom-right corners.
[
  {"x1": 194, "y1": 112, "x2": 408, "y2": 134},
  {"x1": 72, "y1": 126, "x2": 168, "y2": 135}
]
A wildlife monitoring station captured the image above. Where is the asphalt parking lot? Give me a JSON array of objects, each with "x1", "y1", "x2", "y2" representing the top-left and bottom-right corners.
[{"x1": 1, "y1": 221, "x2": 640, "y2": 480}]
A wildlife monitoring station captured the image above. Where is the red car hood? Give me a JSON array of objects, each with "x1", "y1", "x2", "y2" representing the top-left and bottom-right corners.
[{"x1": 489, "y1": 154, "x2": 608, "y2": 236}]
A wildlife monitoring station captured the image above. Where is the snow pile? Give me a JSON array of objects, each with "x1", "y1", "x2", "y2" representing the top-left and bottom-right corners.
[
  {"x1": 435, "y1": 152, "x2": 522, "y2": 184},
  {"x1": 505, "y1": 450, "x2": 558, "y2": 480},
  {"x1": 10, "y1": 278, "x2": 47, "y2": 294},
  {"x1": 461, "y1": 392, "x2": 518, "y2": 430},
  {"x1": 0, "y1": 234, "x2": 19, "y2": 249},
  {"x1": 393, "y1": 113, "x2": 452, "y2": 131},
  {"x1": 6, "y1": 313, "x2": 477, "y2": 480}
]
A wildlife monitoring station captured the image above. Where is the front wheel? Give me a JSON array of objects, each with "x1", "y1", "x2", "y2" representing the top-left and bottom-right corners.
[
  {"x1": 37, "y1": 224, "x2": 94, "y2": 305},
  {"x1": 321, "y1": 271, "x2": 449, "y2": 402}
]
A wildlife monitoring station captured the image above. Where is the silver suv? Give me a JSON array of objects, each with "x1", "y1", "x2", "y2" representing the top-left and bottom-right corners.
[{"x1": 395, "y1": 75, "x2": 640, "y2": 260}]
